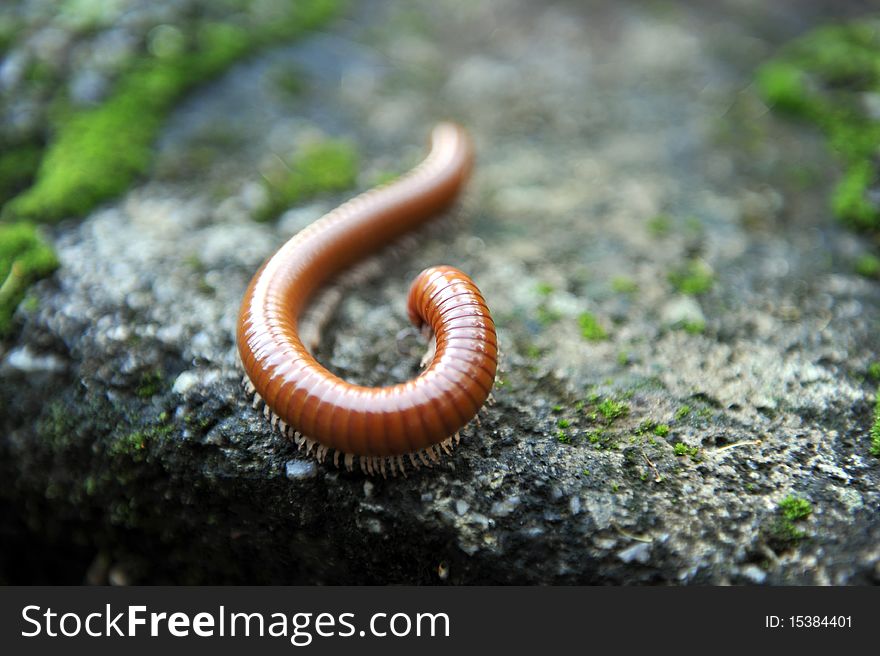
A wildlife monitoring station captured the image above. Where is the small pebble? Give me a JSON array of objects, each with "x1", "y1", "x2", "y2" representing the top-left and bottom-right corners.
[
  {"x1": 285, "y1": 460, "x2": 317, "y2": 481},
  {"x1": 617, "y1": 542, "x2": 652, "y2": 564}
]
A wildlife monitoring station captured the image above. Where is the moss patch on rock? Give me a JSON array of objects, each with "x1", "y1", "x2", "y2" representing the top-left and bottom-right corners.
[
  {"x1": 765, "y1": 495, "x2": 813, "y2": 548},
  {"x1": 1, "y1": 0, "x2": 344, "y2": 225},
  {"x1": 254, "y1": 138, "x2": 359, "y2": 222},
  {"x1": 756, "y1": 20, "x2": 880, "y2": 232},
  {"x1": 577, "y1": 311, "x2": 608, "y2": 341},
  {"x1": 0, "y1": 0, "x2": 343, "y2": 334},
  {"x1": 668, "y1": 259, "x2": 714, "y2": 295},
  {"x1": 0, "y1": 222, "x2": 58, "y2": 335},
  {"x1": 855, "y1": 253, "x2": 880, "y2": 278}
]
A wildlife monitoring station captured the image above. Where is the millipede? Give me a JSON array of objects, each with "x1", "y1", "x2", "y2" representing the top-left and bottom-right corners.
[{"x1": 236, "y1": 123, "x2": 497, "y2": 477}]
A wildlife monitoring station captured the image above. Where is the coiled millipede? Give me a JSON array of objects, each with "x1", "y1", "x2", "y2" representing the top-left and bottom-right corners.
[{"x1": 236, "y1": 123, "x2": 497, "y2": 476}]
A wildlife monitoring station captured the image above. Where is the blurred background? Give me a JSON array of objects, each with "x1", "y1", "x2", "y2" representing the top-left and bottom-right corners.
[{"x1": 1, "y1": 0, "x2": 879, "y2": 585}]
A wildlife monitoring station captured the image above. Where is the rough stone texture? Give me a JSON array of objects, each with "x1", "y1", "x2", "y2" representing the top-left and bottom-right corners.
[{"x1": 2, "y1": 0, "x2": 879, "y2": 584}]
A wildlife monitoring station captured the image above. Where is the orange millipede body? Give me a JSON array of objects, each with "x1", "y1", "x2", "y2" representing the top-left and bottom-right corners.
[{"x1": 236, "y1": 123, "x2": 497, "y2": 475}]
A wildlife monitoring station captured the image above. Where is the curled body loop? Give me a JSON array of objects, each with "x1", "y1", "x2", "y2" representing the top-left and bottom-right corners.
[{"x1": 236, "y1": 123, "x2": 497, "y2": 474}]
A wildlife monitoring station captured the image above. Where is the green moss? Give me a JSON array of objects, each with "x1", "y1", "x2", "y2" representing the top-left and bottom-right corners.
[
  {"x1": 109, "y1": 431, "x2": 149, "y2": 457},
  {"x1": 756, "y1": 20, "x2": 880, "y2": 232},
  {"x1": 556, "y1": 430, "x2": 571, "y2": 444},
  {"x1": 779, "y1": 495, "x2": 813, "y2": 521},
  {"x1": 635, "y1": 419, "x2": 656, "y2": 435},
  {"x1": 681, "y1": 320, "x2": 706, "y2": 335},
  {"x1": 2, "y1": 0, "x2": 344, "y2": 224},
  {"x1": 36, "y1": 400, "x2": 76, "y2": 451},
  {"x1": 536, "y1": 305, "x2": 562, "y2": 326},
  {"x1": 831, "y1": 160, "x2": 878, "y2": 230},
  {"x1": 535, "y1": 282, "x2": 555, "y2": 296},
  {"x1": 585, "y1": 428, "x2": 615, "y2": 449},
  {"x1": 35, "y1": 390, "x2": 182, "y2": 520},
  {"x1": 578, "y1": 311, "x2": 608, "y2": 341},
  {"x1": 109, "y1": 419, "x2": 174, "y2": 460},
  {"x1": 647, "y1": 213, "x2": 672, "y2": 237},
  {"x1": 684, "y1": 216, "x2": 704, "y2": 236},
  {"x1": 668, "y1": 259, "x2": 714, "y2": 295},
  {"x1": 767, "y1": 495, "x2": 813, "y2": 547},
  {"x1": 254, "y1": 138, "x2": 359, "y2": 222},
  {"x1": 594, "y1": 398, "x2": 629, "y2": 423},
  {"x1": 675, "y1": 405, "x2": 692, "y2": 420},
  {"x1": 767, "y1": 518, "x2": 807, "y2": 545},
  {"x1": 653, "y1": 423, "x2": 670, "y2": 437},
  {"x1": 557, "y1": 418, "x2": 571, "y2": 429},
  {"x1": 673, "y1": 442, "x2": 699, "y2": 459},
  {"x1": 0, "y1": 222, "x2": 59, "y2": 335},
  {"x1": 0, "y1": 14, "x2": 17, "y2": 53},
  {"x1": 20, "y1": 294, "x2": 39, "y2": 312},
  {"x1": 871, "y1": 391, "x2": 880, "y2": 457},
  {"x1": 269, "y1": 62, "x2": 307, "y2": 97},
  {"x1": 868, "y1": 362, "x2": 880, "y2": 381},
  {"x1": 855, "y1": 254, "x2": 880, "y2": 278},
  {"x1": 755, "y1": 60, "x2": 814, "y2": 115},
  {"x1": 611, "y1": 276, "x2": 638, "y2": 294},
  {"x1": 136, "y1": 370, "x2": 165, "y2": 398}
]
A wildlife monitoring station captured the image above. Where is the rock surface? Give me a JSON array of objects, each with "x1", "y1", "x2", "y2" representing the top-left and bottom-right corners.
[{"x1": 2, "y1": 0, "x2": 879, "y2": 584}]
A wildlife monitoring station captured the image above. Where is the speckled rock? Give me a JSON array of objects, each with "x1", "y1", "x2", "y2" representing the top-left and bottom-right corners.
[{"x1": 1, "y1": 0, "x2": 879, "y2": 584}]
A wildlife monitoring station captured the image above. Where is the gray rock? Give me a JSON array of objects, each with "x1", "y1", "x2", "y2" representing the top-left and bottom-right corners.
[
  {"x1": 3, "y1": 346, "x2": 66, "y2": 373},
  {"x1": 491, "y1": 496, "x2": 521, "y2": 517},
  {"x1": 660, "y1": 296, "x2": 705, "y2": 329},
  {"x1": 0, "y1": 50, "x2": 28, "y2": 92},
  {"x1": 69, "y1": 68, "x2": 108, "y2": 104},
  {"x1": 740, "y1": 565, "x2": 767, "y2": 585},
  {"x1": 617, "y1": 543, "x2": 652, "y2": 565},
  {"x1": 1, "y1": 0, "x2": 878, "y2": 586}
]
